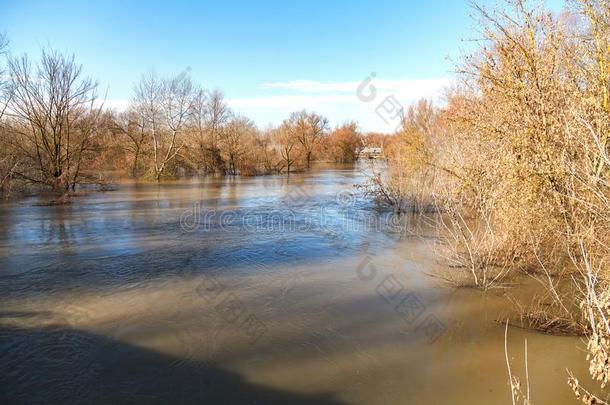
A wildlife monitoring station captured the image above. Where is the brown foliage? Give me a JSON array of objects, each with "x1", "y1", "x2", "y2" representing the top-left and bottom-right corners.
[{"x1": 323, "y1": 122, "x2": 363, "y2": 163}]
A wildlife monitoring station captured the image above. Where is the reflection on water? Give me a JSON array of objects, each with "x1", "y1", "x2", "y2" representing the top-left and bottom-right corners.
[{"x1": 0, "y1": 163, "x2": 590, "y2": 404}]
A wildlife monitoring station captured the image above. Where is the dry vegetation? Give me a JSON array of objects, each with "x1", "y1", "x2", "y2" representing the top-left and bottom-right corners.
[{"x1": 360, "y1": 0, "x2": 610, "y2": 401}]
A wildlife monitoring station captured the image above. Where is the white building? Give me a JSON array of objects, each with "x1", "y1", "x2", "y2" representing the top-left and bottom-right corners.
[{"x1": 358, "y1": 147, "x2": 383, "y2": 159}]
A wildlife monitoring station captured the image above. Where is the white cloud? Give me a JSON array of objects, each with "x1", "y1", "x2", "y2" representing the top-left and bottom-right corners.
[
  {"x1": 260, "y1": 78, "x2": 449, "y2": 95},
  {"x1": 103, "y1": 98, "x2": 130, "y2": 111},
  {"x1": 229, "y1": 94, "x2": 356, "y2": 109},
  {"x1": 97, "y1": 78, "x2": 452, "y2": 132},
  {"x1": 260, "y1": 80, "x2": 356, "y2": 93},
  {"x1": 229, "y1": 77, "x2": 451, "y2": 132}
]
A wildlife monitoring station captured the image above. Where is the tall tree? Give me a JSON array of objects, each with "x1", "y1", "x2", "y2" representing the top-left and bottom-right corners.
[
  {"x1": 114, "y1": 110, "x2": 148, "y2": 177},
  {"x1": 326, "y1": 122, "x2": 362, "y2": 163},
  {"x1": 132, "y1": 72, "x2": 162, "y2": 179},
  {"x1": 220, "y1": 116, "x2": 255, "y2": 175},
  {"x1": 188, "y1": 88, "x2": 231, "y2": 173},
  {"x1": 204, "y1": 89, "x2": 231, "y2": 152},
  {"x1": 6, "y1": 50, "x2": 102, "y2": 190},
  {"x1": 0, "y1": 33, "x2": 18, "y2": 196},
  {"x1": 275, "y1": 123, "x2": 299, "y2": 174},
  {"x1": 158, "y1": 72, "x2": 194, "y2": 180},
  {"x1": 288, "y1": 110, "x2": 329, "y2": 169},
  {"x1": 132, "y1": 71, "x2": 194, "y2": 180}
]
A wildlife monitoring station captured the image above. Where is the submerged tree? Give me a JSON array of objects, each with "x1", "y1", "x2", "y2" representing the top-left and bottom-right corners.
[
  {"x1": 190, "y1": 88, "x2": 230, "y2": 173},
  {"x1": 274, "y1": 122, "x2": 300, "y2": 174},
  {"x1": 324, "y1": 122, "x2": 363, "y2": 163},
  {"x1": 220, "y1": 115, "x2": 256, "y2": 175},
  {"x1": 5, "y1": 50, "x2": 103, "y2": 191},
  {"x1": 131, "y1": 71, "x2": 195, "y2": 180},
  {"x1": 288, "y1": 110, "x2": 329, "y2": 169}
]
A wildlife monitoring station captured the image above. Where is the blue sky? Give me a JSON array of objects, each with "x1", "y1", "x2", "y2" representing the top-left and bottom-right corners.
[{"x1": 1, "y1": 0, "x2": 565, "y2": 131}]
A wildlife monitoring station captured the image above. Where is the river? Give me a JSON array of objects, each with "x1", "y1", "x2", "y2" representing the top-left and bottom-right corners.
[{"x1": 0, "y1": 163, "x2": 590, "y2": 404}]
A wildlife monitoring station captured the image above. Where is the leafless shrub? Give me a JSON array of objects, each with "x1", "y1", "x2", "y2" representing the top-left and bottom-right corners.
[{"x1": 433, "y1": 199, "x2": 516, "y2": 289}]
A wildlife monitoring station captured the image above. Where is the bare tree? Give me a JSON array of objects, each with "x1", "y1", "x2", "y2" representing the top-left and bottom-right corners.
[
  {"x1": 189, "y1": 88, "x2": 230, "y2": 173},
  {"x1": 0, "y1": 33, "x2": 10, "y2": 121},
  {"x1": 275, "y1": 122, "x2": 299, "y2": 174},
  {"x1": 190, "y1": 88, "x2": 208, "y2": 159},
  {"x1": 0, "y1": 33, "x2": 17, "y2": 196},
  {"x1": 132, "y1": 72, "x2": 162, "y2": 179},
  {"x1": 114, "y1": 110, "x2": 148, "y2": 177},
  {"x1": 132, "y1": 71, "x2": 194, "y2": 180},
  {"x1": 220, "y1": 115, "x2": 255, "y2": 175},
  {"x1": 157, "y1": 72, "x2": 194, "y2": 180},
  {"x1": 205, "y1": 89, "x2": 231, "y2": 152},
  {"x1": 5, "y1": 50, "x2": 102, "y2": 191},
  {"x1": 288, "y1": 110, "x2": 329, "y2": 169},
  {"x1": 256, "y1": 128, "x2": 281, "y2": 174}
]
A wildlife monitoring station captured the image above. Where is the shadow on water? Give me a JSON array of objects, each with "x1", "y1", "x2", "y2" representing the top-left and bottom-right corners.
[
  {"x1": 0, "y1": 320, "x2": 345, "y2": 405},
  {"x1": 0, "y1": 221, "x2": 383, "y2": 301}
]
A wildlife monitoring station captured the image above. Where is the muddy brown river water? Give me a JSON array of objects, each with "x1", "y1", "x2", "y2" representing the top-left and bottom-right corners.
[{"x1": 0, "y1": 163, "x2": 592, "y2": 404}]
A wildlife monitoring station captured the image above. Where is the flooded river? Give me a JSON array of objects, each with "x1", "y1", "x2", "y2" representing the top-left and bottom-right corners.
[{"x1": 0, "y1": 163, "x2": 590, "y2": 404}]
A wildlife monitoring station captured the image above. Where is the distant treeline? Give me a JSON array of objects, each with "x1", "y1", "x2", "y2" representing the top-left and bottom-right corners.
[{"x1": 0, "y1": 43, "x2": 389, "y2": 196}]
